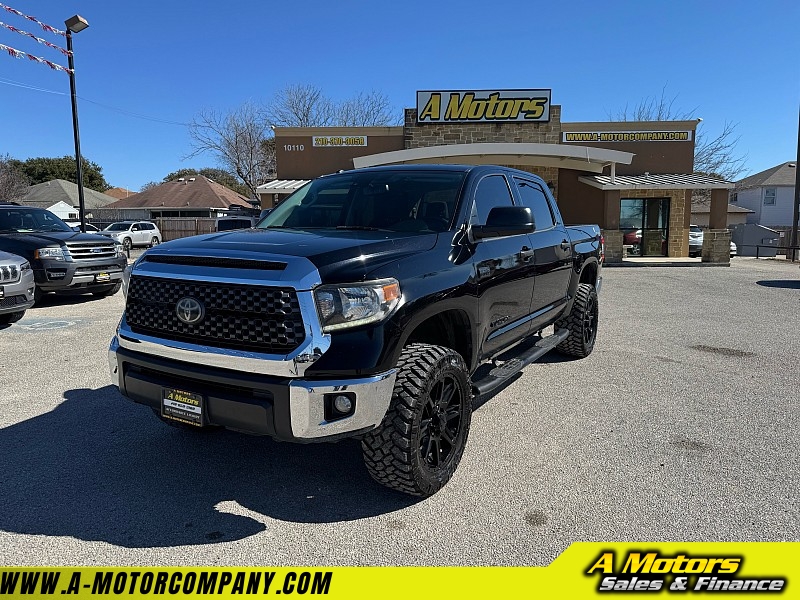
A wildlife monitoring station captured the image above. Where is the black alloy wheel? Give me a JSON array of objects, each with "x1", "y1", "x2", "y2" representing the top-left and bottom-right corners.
[
  {"x1": 419, "y1": 374, "x2": 464, "y2": 470},
  {"x1": 555, "y1": 282, "x2": 599, "y2": 358},
  {"x1": 362, "y1": 343, "x2": 472, "y2": 497}
]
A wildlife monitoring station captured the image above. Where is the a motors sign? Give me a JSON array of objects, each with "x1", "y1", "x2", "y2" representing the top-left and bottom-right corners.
[{"x1": 417, "y1": 89, "x2": 551, "y2": 123}]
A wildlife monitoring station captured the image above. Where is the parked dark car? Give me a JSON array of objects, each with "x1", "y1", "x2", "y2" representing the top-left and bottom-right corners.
[{"x1": 0, "y1": 203, "x2": 127, "y2": 304}]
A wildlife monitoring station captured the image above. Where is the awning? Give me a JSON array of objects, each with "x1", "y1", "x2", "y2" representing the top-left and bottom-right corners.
[
  {"x1": 579, "y1": 173, "x2": 734, "y2": 190},
  {"x1": 352, "y1": 143, "x2": 633, "y2": 174},
  {"x1": 256, "y1": 179, "x2": 311, "y2": 194}
]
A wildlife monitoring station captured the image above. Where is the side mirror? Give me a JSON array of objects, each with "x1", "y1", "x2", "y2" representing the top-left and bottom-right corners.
[{"x1": 471, "y1": 206, "x2": 534, "y2": 240}]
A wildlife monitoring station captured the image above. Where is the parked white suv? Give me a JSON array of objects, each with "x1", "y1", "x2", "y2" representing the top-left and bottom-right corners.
[{"x1": 100, "y1": 221, "x2": 161, "y2": 250}]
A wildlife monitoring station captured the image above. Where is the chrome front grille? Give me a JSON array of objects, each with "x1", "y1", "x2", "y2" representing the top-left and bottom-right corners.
[
  {"x1": 125, "y1": 275, "x2": 306, "y2": 353},
  {"x1": 0, "y1": 264, "x2": 20, "y2": 283},
  {"x1": 65, "y1": 241, "x2": 118, "y2": 261}
]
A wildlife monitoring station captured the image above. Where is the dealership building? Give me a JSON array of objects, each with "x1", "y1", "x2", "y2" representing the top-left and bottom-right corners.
[{"x1": 258, "y1": 90, "x2": 734, "y2": 263}]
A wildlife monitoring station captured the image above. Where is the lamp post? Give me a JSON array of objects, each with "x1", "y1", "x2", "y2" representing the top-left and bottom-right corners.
[
  {"x1": 65, "y1": 15, "x2": 89, "y2": 233},
  {"x1": 791, "y1": 105, "x2": 800, "y2": 261}
]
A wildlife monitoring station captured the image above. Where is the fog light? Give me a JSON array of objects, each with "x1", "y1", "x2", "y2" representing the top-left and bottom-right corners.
[{"x1": 333, "y1": 395, "x2": 353, "y2": 414}]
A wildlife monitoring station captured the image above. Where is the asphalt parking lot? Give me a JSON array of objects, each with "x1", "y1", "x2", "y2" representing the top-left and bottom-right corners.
[{"x1": 0, "y1": 258, "x2": 798, "y2": 566}]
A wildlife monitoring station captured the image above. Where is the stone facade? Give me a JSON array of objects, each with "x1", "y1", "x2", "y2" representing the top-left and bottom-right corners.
[
  {"x1": 602, "y1": 229, "x2": 624, "y2": 264},
  {"x1": 619, "y1": 188, "x2": 688, "y2": 257},
  {"x1": 701, "y1": 229, "x2": 731, "y2": 264}
]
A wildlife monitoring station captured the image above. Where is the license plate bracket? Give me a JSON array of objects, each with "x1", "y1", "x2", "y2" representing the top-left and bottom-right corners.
[{"x1": 161, "y1": 388, "x2": 204, "y2": 426}]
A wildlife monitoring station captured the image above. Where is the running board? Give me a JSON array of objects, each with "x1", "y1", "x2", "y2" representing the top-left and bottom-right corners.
[{"x1": 472, "y1": 329, "x2": 569, "y2": 400}]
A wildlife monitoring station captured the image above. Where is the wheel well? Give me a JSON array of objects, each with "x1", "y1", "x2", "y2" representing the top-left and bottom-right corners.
[
  {"x1": 580, "y1": 262, "x2": 598, "y2": 286},
  {"x1": 405, "y1": 309, "x2": 473, "y2": 370}
]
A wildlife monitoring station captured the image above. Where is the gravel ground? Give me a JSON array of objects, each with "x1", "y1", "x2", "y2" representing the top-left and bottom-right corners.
[{"x1": 0, "y1": 258, "x2": 798, "y2": 566}]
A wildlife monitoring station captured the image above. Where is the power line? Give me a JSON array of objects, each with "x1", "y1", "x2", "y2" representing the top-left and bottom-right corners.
[{"x1": 0, "y1": 76, "x2": 189, "y2": 126}]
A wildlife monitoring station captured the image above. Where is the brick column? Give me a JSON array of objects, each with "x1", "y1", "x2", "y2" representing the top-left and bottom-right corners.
[
  {"x1": 709, "y1": 189, "x2": 728, "y2": 229},
  {"x1": 602, "y1": 229, "x2": 623, "y2": 264},
  {"x1": 701, "y1": 230, "x2": 731, "y2": 265},
  {"x1": 603, "y1": 190, "x2": 620, "y2": 230}
]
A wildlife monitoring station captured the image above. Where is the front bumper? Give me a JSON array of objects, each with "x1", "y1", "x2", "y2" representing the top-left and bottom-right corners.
[
  {"x1": 35, "y1": 257, "x2": 126, "y2": 292},
  {"x1": 0, "y1": 268, "x2": 35, "y2": 314},
  {"x1": 109, "y1": 337, "x2": 396, "y2": 442}
]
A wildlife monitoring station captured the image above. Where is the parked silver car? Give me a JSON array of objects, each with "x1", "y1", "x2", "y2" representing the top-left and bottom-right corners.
[
  {"x1": 100, "y1": 221, "x2": 161, "y2": 250},
  {"x1": 0, "y1": 250, "x2": 35, "y2": 325}
]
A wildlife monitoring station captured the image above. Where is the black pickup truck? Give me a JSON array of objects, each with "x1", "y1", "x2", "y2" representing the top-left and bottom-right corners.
[{"x1": 109, "y1": 165, "x2": 603, "y2": 496}]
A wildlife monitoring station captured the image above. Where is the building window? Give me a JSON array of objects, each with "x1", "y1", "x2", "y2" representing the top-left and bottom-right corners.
[
  {"x1": 730, "y1": 192, "x2": 737, "y2": 203},
  {"x1": 764, "y1": 188, "x2": 776, "y2": 205}
]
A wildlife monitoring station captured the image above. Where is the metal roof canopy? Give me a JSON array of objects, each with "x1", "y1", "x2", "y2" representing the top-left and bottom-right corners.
[
  {"x1": 256, "y1": 179, "x2": 311, "y2": 194},
  {"x1": 352, "y1": 143, "x2": 633, "y2": 174},
  {"x1": 580, "y1": 173, "x2": 735, "y2": 190}
]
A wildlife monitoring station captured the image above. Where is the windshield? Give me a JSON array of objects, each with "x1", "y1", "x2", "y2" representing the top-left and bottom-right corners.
[
  {"x1": 0, "y1": 208, "x2": 73, "y2": 233},
  {"x1": 105, "y1": 223, "x2": 132, "y2": 232},
  {"x1": 257, "y1": 170, "x2": 467, "y2": 233}
]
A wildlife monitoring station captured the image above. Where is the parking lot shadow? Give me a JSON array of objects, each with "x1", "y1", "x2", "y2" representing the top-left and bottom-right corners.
[
  {"x1": 756, "y1": 279, "x2": 800, "y2": 289},
  {"x1": 0, "y1": 386, "x2": 419, "y2": 548}
]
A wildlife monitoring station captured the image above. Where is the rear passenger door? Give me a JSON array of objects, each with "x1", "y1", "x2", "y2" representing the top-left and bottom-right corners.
[
  {"x1": 469, "y1": 174, "x2": 537, "y2": 358},
  {"x1": 513, "y1": 177, "x2": 572, "y2": 330}
]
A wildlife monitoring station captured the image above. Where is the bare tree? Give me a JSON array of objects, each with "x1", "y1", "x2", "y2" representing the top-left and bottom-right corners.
[
  {"x1": 266, "y1": 84, "x2": 335, "y2": 127},
  {"x1": 609, "y1": 88, "x2": 747, "y2": 182},
  {"x1": 187, "y1": 101, "x2": 275, "y2": 199},
  {"x1": 0, "y1": 154, "x2": 30, "y2": 201},
  {"x1": 266, "y1": 84, "x2": 400, "y2": 127}
]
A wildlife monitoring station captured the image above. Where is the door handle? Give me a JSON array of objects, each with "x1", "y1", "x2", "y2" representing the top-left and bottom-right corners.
[
  {"x1": 519, "y1": 246, "x2": 535, "y2": 261},
  {"x1": 560, "y1": 240, "x2": 570, "y2": 251}
]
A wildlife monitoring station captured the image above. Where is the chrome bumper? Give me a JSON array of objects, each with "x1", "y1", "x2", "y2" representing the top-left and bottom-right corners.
[{"x1": 109, "y1": 336, "x2": 396, "y2": 440}]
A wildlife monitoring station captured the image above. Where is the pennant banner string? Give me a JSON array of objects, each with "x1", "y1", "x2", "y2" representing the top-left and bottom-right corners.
[
  {"x1": 0, "y1": 42, "x2": 72, "y2": 73},
  {"x1": 0, "y1": 21, "x2": 70, "y2": 56},
  {"x1": 0, "y1": 3, "x2": 65, "y2": 36}
]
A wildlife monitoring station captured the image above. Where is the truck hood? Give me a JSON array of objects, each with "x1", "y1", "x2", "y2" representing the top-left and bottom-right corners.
[
  {"x1": 1, "y1": 231, "x2": 112, "y2": 249},
  {"x1": 148, "y1": 228, "x2": 439, "y2": 282}
]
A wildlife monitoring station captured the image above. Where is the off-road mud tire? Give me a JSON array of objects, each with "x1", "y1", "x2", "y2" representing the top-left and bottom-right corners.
[
  {"x1": 555, "y1": 282, "x2": 599, "y2": 358},
  {"x1": 361, "y1": 343, "x2": 472, "y2": 497}
]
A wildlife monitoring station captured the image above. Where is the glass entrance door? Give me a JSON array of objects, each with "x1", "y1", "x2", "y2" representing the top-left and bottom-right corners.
[{"x1": 620, "y1": 198, "x2": 670, "y2": 257}]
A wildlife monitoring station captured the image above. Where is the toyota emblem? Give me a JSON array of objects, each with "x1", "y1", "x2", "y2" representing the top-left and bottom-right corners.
[{"x1": 176, "y1": 297, "x2": 205, "y2": 324}]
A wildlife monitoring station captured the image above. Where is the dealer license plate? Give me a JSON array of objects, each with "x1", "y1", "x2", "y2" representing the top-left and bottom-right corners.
[
  {"x1": 161, "y1": 388, "x2": 204, "y2": 426},
  {"x1": 95, "y1": 272, "x2": 111, "y2": 282}
]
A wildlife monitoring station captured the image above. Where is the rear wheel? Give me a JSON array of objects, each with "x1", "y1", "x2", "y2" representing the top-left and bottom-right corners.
[
  {"x1": 555, "y1": 282, "x2": 599, "y2": 358},
  {"x1": 361, "y1": 343, "x2": 472, "y2": 497},
  {"x1": 0, "y1": 310, "x2": 25, "y2": 325},
  {"x1": 150, "y1": 237, "x2": 160, "y2": 247}
]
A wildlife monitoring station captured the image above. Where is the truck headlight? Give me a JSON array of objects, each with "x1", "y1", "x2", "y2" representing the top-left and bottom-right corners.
[
  {"x1": 34, "y1": 247, "x2": 65, "y2": 261},
  {"x1": 115, "y1": 243, "x2": 127, "y2": 258},
  {"x1": 121, "y1": 265, "x2": 132, "y2": 297},
  {"x1": 314, "y1": 278, "x2": 401, "y2": 332},
  {"x1": 20, "y1": 261, "x2": 31, "y2": 272}
]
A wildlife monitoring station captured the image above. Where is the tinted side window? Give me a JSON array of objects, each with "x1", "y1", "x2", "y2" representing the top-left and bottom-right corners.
[
  {"x1": 515, "y1": 179, "x2": 555, "y2": 230},
  {"x1": 472, "y1": 175, "x2": 514, "y2": 224}
]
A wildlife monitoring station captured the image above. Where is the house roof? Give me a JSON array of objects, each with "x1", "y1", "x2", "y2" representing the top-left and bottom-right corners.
[
  {"x1": 108, "y1": 177, "x2": 253, "y2": 209},
  {"x1": 579, "y1": 173, "x2": 734, "y2": 190},
  {"x1": 691, "y1": 201, "x2": 754, "y2": 214},
  {"x1": 21, "y1": 179, "x2": 119, "y2": 210},
  {"x1": 736, "y1": 162, "x2": 798, "y2": 188},
  {"x1": 104, "y1": 187, "x2": 137, "y2": 200}
]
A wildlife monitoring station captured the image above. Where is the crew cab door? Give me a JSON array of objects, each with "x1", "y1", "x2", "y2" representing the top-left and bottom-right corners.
[
  {"x1": 469, "y1": 174, "x2": 537, "y2": 358},
  {"x1": 512, "y1": 177, "x2": 573, "y2": 330}
]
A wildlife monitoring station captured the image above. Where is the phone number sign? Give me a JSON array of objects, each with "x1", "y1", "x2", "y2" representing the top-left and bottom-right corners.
[{"x1": 312, "y1": 136, "x2": 368, "y2": 147}]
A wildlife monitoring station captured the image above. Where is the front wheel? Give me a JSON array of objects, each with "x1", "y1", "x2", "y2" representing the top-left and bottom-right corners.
[
  {"x1": 555, "y1": 282, "x2": 599, "y2": 358},
  {"x1": 361, "y1": 343, "x2": 472, "y2": 497},
  {"x1": 0, "y1": 310, "x2": 25, "y2": 325}
]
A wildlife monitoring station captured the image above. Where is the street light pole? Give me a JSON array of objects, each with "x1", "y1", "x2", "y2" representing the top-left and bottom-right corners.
[
  {"x1": 791, "y1": 105, "x2": 800, "y2": 261},
  {"x1": 65, "y1": 15, "x2": 89, "y2": 233}
]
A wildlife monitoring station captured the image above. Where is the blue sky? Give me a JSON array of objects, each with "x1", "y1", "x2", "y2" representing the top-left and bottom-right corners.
[{"x1": 1, "y1": 0, "x2": 798, "y2": 192}]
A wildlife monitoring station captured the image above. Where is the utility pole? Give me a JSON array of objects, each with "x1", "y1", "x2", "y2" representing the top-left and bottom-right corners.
[{"x1": 791, "y1": 105, "x2": 800, "y2": 261}]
